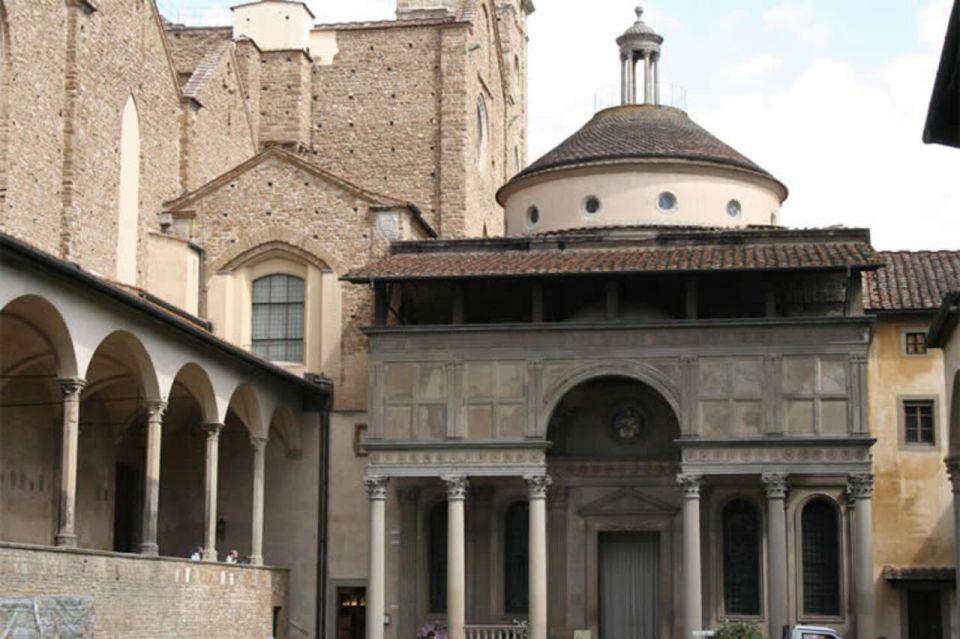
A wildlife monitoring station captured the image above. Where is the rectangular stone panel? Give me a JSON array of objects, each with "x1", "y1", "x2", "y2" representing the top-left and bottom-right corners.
[
  {"x1": 698, "y1": 358, "x2": 729, "y2": 397},
  {"x1": 467, "y1": 363, "x2": 494, "y2": 399},
  {"x1": 700, "y1": 400, "x2": 730, "y2": 438},
  {"x1": 468, "y1": 405, "x2": 494, "y2": 440},
  {"x1": 418, "y1": 364, "x2": 446, "y2": 400},
  {"x1": 496, "y1": 363, "x2": 525, "y2": 399},
  {"x1": 731, "y1": 358, "x2": 763, "y2": 398},
  {"x1": 820, "y1": 399, "x2": 849, "y2": 434},
  {"x1": 783, "y1": 357, "x2": 817, "y2": 394},
  {"x1": 385, "y1": 363, "x2": 415, "y2": 401},
  {"x1": 385, "y1": 406, "x2": 412, "y2": 439},
  {"x1": 415, "y1": 404, "x2": 446, "y2": 439},
  {"x1": 498, "y1": 404, "x2": 526, "y2": 438},
  {"x1": 785, "y1": 399, "x2": 815, "y2": 434},
  {"x1": 819, "y1": 357, "x2": 848, "y2": 395},
  {"x1": 732, "y1": 400, "x2": 763, "y2": 436}
]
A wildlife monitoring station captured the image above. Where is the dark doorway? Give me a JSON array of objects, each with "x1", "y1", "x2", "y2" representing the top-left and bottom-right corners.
[
  {"x1": 599, "y1": 532, "x2": 659, "y2": 639},
  {"x1": 336, "y1": 587, "x2": 366, "y2": 639},
  {"x1": 906, "y1": 587, "x2": 944, "y2": 639},
  {"x1": 113, "y1": 462, "x2": 141, "y2": 553}
]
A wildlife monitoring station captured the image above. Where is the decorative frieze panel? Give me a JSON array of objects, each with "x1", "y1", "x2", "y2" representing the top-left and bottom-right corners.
[
  {"x1": 549, "y1": 461, "x2": 680, "y2": 478},
  {"x1": 681, "y1": 441, "x2": 872, "y2": 475},
  {"x1": 365, "y1": 446, "x2": 547, "y2": 477}
]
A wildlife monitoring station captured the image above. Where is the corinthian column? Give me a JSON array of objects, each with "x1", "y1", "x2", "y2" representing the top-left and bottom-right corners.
[
  {"x1": 762, "y1": 473, "x2": 789, "y2": 639},
  {"x1": 140, "y1": 400, "x2": 167, "y2": 555},
  {"x1": 677, "y1": 473, "x2": 703, "y2": 638},
  {"x1": 848, "y1": 473, "x2": 875, "y2": 639},
  {"x1": 445, "y1": 475, "x2": 469, "y2": 639},
  {"x1": 201, "y1": 422, "x2": 223, "y2": 561},
  {"x1": 365, "y1": 476, "x2": 389, "y2": 639},
  {"x1": 55, "y1": 378, "x2": 85, "y2": 547},
  {"x1": 526, "y1": 474, "x2": 551, "y2": 639}
]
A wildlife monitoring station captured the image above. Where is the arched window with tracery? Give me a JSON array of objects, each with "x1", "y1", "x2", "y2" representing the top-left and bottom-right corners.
[
  {"x1": 428, "y1": 501, "x2": 448, "y2": 613},
  {"x1": 252, "y1": 274, "x2": 305, "y2": 362},
  {"x1": 721, "y1": 498, "x2": 761, "y2": 616},
  {"x1": 504, "y1": 501, "x2": 529, "y2": 613},
  {"x1": 801, "y1": 498, "x2": 841, "y2": 616}
]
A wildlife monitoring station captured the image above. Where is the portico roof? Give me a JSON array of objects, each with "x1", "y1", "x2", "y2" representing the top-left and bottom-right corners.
[{"x1": 343, "y1": 227, "x2": 883, "y2": 282}]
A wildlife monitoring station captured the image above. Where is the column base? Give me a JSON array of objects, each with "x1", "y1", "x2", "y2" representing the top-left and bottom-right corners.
[
  {"x1": 202, "y1": 548, "x2": 218, "y2": 562},
  {"x1": 55, "y1": 533, "x2": 77, "y2": 548},
  {"x1": 139, "y1": 542, "x2": 159, "y2": 556}
]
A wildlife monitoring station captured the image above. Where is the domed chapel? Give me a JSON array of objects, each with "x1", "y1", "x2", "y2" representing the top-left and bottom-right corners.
[{"x1": 1, "y1": 2, "x2": 958, "y2": 639}]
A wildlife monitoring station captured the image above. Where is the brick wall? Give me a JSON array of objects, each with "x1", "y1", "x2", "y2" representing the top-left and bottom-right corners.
[
  {"x1": 179, "y1": 154, "x2": 396, "y2": 409},
  {"x1": 0, "y1": 0, "x2": 68, "y2": 256},
  {"x1": 260, "y1": 50, "x2": 312, "y2": 147},
  {"x1": 0, "y1": 543, "x2": 288, "y2": 638},
  {"x1": 183, "y1": 45, "x2": 258, "y2": 190},
  {"x1": 309, "y1": 24, "x2": 445, "y2": 229}
]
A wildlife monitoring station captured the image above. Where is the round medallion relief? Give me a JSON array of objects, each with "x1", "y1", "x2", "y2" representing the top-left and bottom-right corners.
[{"x1": 611, "y1": 405, "x2": 646, "y2": 441}]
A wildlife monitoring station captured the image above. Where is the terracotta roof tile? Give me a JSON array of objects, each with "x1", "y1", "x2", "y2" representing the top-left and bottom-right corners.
[
  {"x1": 344, "y1": 239, "x2": 882, "y2": 281},
  {"x1": 500, "y1": 105, "x2": 785, "y2": 203},
  {"x1": 864, "y1": 251, "x2": 960, "y2": 311}
]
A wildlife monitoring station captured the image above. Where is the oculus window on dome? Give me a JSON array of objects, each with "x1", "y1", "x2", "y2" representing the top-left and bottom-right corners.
[
  {"x1": 583, "y1": 195, "x2": 602, "y2": 216},
  {"x1": 657, "y1": 191, "x2": 678, "y2": 213},
  {"x1": 526, "y1": 205, "x2": 540, "y2": 227},
  {"x1": 726, "y1": 199, "x2": 742, "y2": 219}
]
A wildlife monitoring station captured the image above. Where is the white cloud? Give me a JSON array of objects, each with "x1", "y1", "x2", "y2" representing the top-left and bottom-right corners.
[
  {"x1": 919, "y1": 0, "x2": 953, "y2": 47},
  {"x1": 697, "y1": 54, "x2": 960, "y2": 250},
  {"x1": 724, "y1": 54, "x2": 782, "y2": 80},
  {"x1": 762, "y1": 3, "x2": 831, "y2": 46}
]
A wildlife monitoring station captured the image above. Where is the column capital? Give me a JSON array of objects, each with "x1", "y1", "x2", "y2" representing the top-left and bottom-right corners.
[
  {"x1": 443, "y1": 474, "x2": 469, "y2": 501},
  {"x1": 250, "y1": 435, "x2": 269, "y2": 452},
  {"x1": 761, "y1": 472, "x2": 790, "y2": 499},
  {"x1": 676, "y1": 473, "x2": 702, "y2": 498},
  {"x1": 364, "y1": 476, "x2": 389, "y2": 500},
  {"x1": 56, "y1": 377, "x2": 86, "y2": 398},
  {"x1": 146, "y1": 400, "x2": 167, "y2": 420},
  {"x1": 201, "y1": 422, "x2": 224, "y2": 437},
  {"x1": 524, "y1": 474, "x2": 552, "y2": 499},
  {"x1": 847, "y1": 473, "x2": 874, "y2": 500}
]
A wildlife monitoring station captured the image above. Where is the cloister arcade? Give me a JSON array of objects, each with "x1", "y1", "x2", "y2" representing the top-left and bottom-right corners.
[{"x1": 0, "y1": 244, "x2": 329, "y2": 567}]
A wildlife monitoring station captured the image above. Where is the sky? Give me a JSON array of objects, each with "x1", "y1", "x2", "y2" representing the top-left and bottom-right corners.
[{"x1": 158, "y1": 0, "x2": 960, "y2": 250}]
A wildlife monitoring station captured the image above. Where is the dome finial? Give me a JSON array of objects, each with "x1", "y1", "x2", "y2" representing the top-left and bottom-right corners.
[{"x1": 635, "y1": 5, "x2": 644, "y2": 21}]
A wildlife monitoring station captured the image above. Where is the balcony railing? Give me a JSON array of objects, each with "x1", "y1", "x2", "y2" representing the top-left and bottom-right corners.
[
  {"x1": 465, "y1": 623, "x2": 529, "y2": 639},
  {"x1": 593, "y1": 82, "x2": 688, "y2": 112}
]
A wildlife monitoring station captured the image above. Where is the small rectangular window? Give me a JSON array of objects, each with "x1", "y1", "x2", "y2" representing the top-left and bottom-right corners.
[
  {"x1": 903, "y1": 400, "x2": 935, "y2": 445},
  {"x1": 905, "y1": 331, "x2": 928, "y2": 355}
]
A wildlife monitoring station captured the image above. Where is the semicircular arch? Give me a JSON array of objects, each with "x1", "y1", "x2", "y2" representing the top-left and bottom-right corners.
[
  {"x1": 269, "y1": 404, "x2": 302, "y2": 454},
  {"x1": 540, "y1": 361, "x2": 681, "y2": 436},
  {"x1": 226, "y1": 382, "x2": 265, "y2": 438},
  {"x1": 169, "y1": 362, "x2": 219, "y2": 423},
  {"x1": 84, "y1": 330, "x2": 161, "y2": 402},
  {"x1": 1, "y1": 294, "x2": 79, "y2": 379},
  {"x1": 208, "y1": 227, "x2": 346, "y2": 276}
]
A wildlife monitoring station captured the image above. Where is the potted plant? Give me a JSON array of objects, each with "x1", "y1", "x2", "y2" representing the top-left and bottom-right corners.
[{"x1": 714, "y1": 620, "x2": 763, "y2": 639}]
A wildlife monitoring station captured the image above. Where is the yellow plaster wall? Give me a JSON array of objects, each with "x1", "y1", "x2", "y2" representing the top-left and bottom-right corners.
[{"x1": 869, "y1": 316, "x2": 954, "y2": 638}]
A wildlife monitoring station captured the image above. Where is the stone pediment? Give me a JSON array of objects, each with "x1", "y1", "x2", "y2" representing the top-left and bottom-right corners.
[{"x1": 578, "y1": 488, "x2": 677, "y2": 517}]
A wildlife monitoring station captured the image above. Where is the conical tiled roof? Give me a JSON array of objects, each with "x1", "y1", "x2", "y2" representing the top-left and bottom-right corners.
[{"x1": 501, "y1": 105, "x2": 784, "y2": 199}]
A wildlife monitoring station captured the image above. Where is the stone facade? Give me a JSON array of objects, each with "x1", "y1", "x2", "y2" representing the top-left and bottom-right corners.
[{"x1": 0, "y1": 543, "x2": 288, "y2": 638}]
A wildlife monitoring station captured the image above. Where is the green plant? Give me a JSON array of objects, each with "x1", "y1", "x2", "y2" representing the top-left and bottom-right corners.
[{"x1": 713, "y1": 619, "x2": 763, "y2": 639}]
